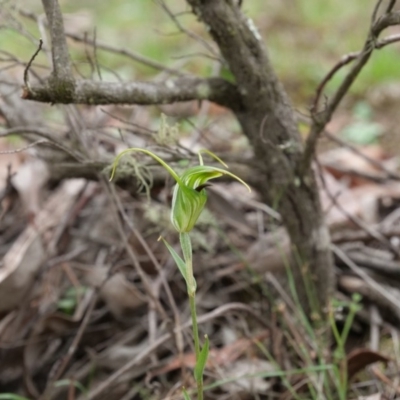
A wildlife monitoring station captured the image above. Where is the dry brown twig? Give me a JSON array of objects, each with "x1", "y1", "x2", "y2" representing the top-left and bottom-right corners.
[
  {"x1": 302, "y1": 0, "x2": 400, "y2": 174},
  {"x1": 86, "y1": 302, "x2": 267, "y2": 399},
  {"x1": 18, "y1": 7, "x2": 187, "y2": 76}
]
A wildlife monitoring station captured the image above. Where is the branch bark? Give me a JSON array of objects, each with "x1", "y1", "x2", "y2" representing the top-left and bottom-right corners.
[
  {"x1": 22, "y1": 77, "x2": 242, "y2": 110},
  {"x1": 41, "y1": 0, "x2": 73, "y2": 81},
  {"x1": 304, "y1": 8, "x2": 400, "y2": 173},
  {"x1": 186, "y1": 0, "x2": 333, "y2": 318}
]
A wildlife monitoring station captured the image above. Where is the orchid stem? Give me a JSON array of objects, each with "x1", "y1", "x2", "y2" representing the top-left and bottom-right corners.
[{"x1": 180, "y1": 233, "x2": 203, "y2": 400}]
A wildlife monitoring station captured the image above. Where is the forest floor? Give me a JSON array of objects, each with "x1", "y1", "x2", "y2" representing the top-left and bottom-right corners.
[{"x1": 1, "y1": 1, "x2": 400, "y2": 399}]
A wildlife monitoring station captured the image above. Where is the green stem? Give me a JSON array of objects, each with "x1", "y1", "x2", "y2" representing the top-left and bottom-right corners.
[
  {"x1": 189, "y1": 292, "x2": 200, "y2": 361},
  {"x1": 180, "y1": 233, "x2": 203, "y2": 400}
]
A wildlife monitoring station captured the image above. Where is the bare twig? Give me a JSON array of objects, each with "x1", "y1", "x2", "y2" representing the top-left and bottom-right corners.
[
  {"x1": 302, "y1": 6, "x2": 400, "y2": 174},
  {"x1": 18, "y1": 8, "x2": 186, "y2": 76},
  {"x1": 0, "y1": 139, "x2": 48, "y2": 154},
  {"x1": 23, "y1": 39, "x2": 43, "y2": 88},
  {"x1": 372, "y1": 0, "x2": 385, "y2": 23},
  {"x1": 42, "y1": 291, "x2": 98, "y2": 399},
  {"x1": 87, "y1": 302, "x2": 267, "y2": 399},
  {"x1": 311, "y1": 32, "x2": 400, "y2": 114},
  {"x1": 156, "y1": 0, "x2": 220, "y2": 60},
  {"x1": 386, "y1": 0, "x2": 398, "y2": 13},
  {"x1": 0, "y1": 127, "x2": 84, "y2": 161},
  {"x1": 109, "y1": 182, "x2": 185, "y2": 362},
  {"x1": 67, "y1": 32, "x2": 186, "y2": 77},
  {"x1": 332, "y1": 244, "x2": 400, "y2": 311},
  {"x1": 376, "y1": 32, "x2": 400, "y2": 47},
  {"x1": 323, "y1": 130, "x2": 400, "y2": 181},
  {"x1": 105, "y1": 182, "x2": 170, "y2": 321},
  {"x1": 315, "y1": 159, "x2": 400, "y2": 257}
]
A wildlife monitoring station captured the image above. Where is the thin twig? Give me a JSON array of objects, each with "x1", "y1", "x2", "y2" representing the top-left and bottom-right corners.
[
  {"x1": 18, "y1": 7, "x2": 186, "y2": 76},
  {"x1": 23, "y1": 39, "x2": 43, "y2": 88},
  {"x1": 156, "y1": 0, "x2": 220, "y2": 60},
  {"x1": 302, "y1": 5, "x2": 400, "y2": 175},
  {"x1": 0, "y1": 127, "x2": 84, "y2": 161},
  {"x1": 315, "y1": 159, "x2": 400, "y2": 257},
  {"x1": 43, "y1": 291, "x2": 98, "y2": 398},
  {"x1": 323, "y1": 130, "x2": 400, "y2": 181},
  {"x1": 386, "y1": 0, "x2": 397, "y2": 13},
  {"x1": 111, "y1": 185, "x2": 186, "y2": 365},
  {"x1": 332, "y1": 244, "x2": 400, "y2": 311},
  {"x1": 67, "y1": 31, "x2": 186, "y2": 76},
  {"x1": 92, "y1": 28, "x2": 102, "y2": 81},
  {"x1": 106, "y1": 181, "x2": 170, "y2": 321},
  {"x1": 86, "y1": 302, "x2": 267, "y2": 399},
  {"x1": 0, "y1": 139, "x2": 47, "y2": 154}
]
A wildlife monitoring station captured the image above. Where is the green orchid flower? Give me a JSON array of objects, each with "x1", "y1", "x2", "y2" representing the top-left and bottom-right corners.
[
  {"x1": 110, "y1": 148, "x2": 250, "y2": 233},
  {"x1": 110, "y1": 146, "x2": 249, "y2": 400}
]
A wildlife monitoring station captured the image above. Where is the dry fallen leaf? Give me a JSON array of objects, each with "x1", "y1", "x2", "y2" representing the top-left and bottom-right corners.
[
  {"x1": 150, "y1": 330, "x2": 269, "y2": 377},
  {"x1": 346, "y1": 348, "x2": 390, "y2": 381},
  {"x1": 11, "y1": 157, "x2": 49, "y2": 217},
  {"x1": 0, "y1": 179, "x2": 85, "y2": 312},
  {"x1": 83, "y1": 267, "x2": 145, "y2": 320},
  {"x1": 220, "y1": 359, "x2": 274, "y2": 395}
]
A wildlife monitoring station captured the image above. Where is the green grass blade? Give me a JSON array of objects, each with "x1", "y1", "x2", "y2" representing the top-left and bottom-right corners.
[
  {"x1": 159, "y1": 236, "x2": 188, "y2": 283},
  {"x1": 54, "y1": 379, "x2": 88, "y2": 395},
  {"x1": 0, "y1": 395, "x2": 30, "y2": 400},
  {"x1": 194, "y1": 335, "x2": 209, "y2": 383},
  {"x1": 182, "y1": 387, "x2": 191, "y2": 400}
]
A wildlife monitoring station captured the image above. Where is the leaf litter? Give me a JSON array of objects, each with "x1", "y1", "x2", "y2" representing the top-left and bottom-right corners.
[{"x1": 1, "y1": 73, "x2": 400, "y2": 399}]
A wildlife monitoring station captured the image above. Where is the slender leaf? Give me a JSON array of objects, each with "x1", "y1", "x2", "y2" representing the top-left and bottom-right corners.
[
  {"x1": 182, "y1": 387, "x2": 191, "y2": 400},
  {"x1": 54, "y1": 379, "x2": 88, "y2": 395},
  {"x1": 194, "y1": 335, "x2": 209, "y2": 382},
  {"x1": 159, "y1": 237, "x2": 187, "y2": 283},
  {"x1": 0, "y1": 395, "x2": 30, "y2": 400}
]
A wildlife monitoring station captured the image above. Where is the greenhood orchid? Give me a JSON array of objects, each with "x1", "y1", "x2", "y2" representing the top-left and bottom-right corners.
[
  {"x1": 109, "y1": 148, "x2": 250, "y2": 233},
  {"x1": 110, "y1": 147, "x2": 250, "y2": 399}
]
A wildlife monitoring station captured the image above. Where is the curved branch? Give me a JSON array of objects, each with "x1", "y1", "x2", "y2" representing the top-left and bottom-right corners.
[
  {"x1": 311, "y1": 32, "x2": 400, "y2": 115},
  {"x1": 22, "y1": 77, "x2": 243, "y2": 111},
  {"x1": 302, "y1": 8, "x2": 400, "y2": 174}
]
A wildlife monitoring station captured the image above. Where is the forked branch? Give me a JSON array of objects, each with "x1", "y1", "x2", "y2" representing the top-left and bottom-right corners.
[
  {"x1": 302, "y1": 2, "x2": 400, "y2": 174},
  {"x1": 23, "y1": 0, "x2": 242, "y2": 111}
]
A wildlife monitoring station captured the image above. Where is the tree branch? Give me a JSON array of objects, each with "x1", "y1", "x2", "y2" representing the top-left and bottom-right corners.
[
  {"x1": 185, "y1": 1, "x2": 335, "y2": 315},
  {"x1": 22, "y1": 77, "x2": 242, "y2": 110},
  {"x1": 41, "y1": 0, "x2": 73, "y2": 81},
  {"x1": 302, "y1": 7, "x2": 400, "y2": 174},
  {"x1": 23, "y1": 0, "x2": 243, "y2": 112}
]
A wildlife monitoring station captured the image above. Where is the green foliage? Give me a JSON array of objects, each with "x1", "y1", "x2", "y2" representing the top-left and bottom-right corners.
[
  {"x1": 182, "y1": 387, "x2": 191, "y2": 400},
  {"x1": 340, "y1": 102, "x2": 383, "y2": 144},
  {"x1": 54, "y1": 379, "x2": 88, "y2": 396},
  {"x1": 57, "y1": 286, "x2": 87, "y2": 315},
  {"x1": 194, "y1": 335, "x2": 210, "y2": 383},
  {"x1": 0, "y1": 395, "x2": 30, "y2": 400},
  {"x1": 159, "y1": 236, "x2": 190, "y2": 287}
]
